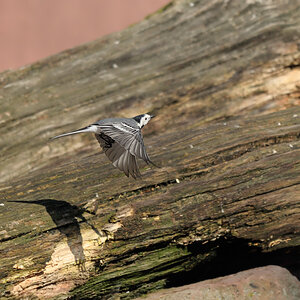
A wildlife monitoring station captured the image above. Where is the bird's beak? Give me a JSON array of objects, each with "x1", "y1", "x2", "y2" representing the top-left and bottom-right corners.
[{"x1": 150, "y1": 115, "x2": 156, "y2": 119}]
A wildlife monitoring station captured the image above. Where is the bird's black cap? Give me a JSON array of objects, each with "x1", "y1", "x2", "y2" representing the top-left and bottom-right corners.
[{"x1": 133, "y1": 113, "x2": 155, "y2": 122}]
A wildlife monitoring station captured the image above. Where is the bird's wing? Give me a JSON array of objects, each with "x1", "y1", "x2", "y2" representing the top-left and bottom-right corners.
[
  {"x1": 98, "y1": 122, "x2": 152, "y2": 164},
  {"x1": 95, "y1": 133, "x2": 141, "y2": 178}
]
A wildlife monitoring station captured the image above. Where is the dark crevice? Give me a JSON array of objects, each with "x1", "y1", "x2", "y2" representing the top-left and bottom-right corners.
[
  {"x1": 285, "y1": 62, "x2": 300, "y2": 69},
  {"x1": 179, "y1": 181, "x2": 300, "y2": 215},
  {"x1": 198, "y1": 131, "x2": 300, "y2": 169},
  {"x1": 166, "y1": 237, "x2": 300, "y2": 288},
  {"x1": 229, "y1": 181, "x2": 300, "y2": 203},
  {"x1": 71, "y1": 236, "x2": 300, "y2": 299},
  {"x1": 0, "y1": 230, "x2": 31, "y2": 243},
  {"x1": 105, "y1": 179, "x2": 179, "y2": 202}
]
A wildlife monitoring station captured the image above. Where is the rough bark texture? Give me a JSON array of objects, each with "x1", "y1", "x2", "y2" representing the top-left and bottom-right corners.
[{"x1": 0, "y1": 0, "x2": 300, "y2": 299}]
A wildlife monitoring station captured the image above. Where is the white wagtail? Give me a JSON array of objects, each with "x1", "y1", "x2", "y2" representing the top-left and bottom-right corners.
[{"x1": 51, "y1": 113, "x2": 156, "y2": 178}]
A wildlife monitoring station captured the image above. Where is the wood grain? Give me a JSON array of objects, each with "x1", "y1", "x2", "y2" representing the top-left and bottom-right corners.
[{"x1": 0, "y1": 0, "x2": 299, "y2": 298}]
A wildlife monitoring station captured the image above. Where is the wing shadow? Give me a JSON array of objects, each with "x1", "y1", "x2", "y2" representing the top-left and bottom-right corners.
[{"x1": 8, "y1": 199, "x2": 101, "y2": 270}]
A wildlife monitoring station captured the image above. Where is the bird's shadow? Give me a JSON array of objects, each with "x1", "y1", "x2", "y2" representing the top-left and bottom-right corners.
[{"x1": 8, "y1": 199, "x2": 102, "y2": 271}]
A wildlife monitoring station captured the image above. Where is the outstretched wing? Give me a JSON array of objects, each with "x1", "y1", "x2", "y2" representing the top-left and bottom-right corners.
[
  {"x1": 95, "y1": 133, "x2": 141, "y2": 179},
  {"x1": 98, "y1": 121, "x2": 153, "y2": 164}
]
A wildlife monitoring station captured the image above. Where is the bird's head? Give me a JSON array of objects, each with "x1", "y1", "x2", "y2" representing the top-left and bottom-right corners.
[{"x1": 133, "y1": 113, "x2": 155, "y2": 128}]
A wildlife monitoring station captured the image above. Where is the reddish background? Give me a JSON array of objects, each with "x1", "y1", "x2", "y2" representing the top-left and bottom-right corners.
[{"x1": 0, "y1": 0, "x2": 170, "y2": 71}]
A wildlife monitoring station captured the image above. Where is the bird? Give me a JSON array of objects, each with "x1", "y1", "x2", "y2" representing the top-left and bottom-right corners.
[{"x1": 51, "y1": 113, "x2": 156, "y2": 179}]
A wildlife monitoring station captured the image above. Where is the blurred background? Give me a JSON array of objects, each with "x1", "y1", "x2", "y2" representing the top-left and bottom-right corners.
[{"x1": 0, "y1": 0, "x2": 170, "y2": 72}]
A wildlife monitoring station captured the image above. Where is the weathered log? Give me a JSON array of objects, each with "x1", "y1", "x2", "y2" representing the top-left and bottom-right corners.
[{"x1": 0, "y1": 0, "x2": 300, "y2": 299}]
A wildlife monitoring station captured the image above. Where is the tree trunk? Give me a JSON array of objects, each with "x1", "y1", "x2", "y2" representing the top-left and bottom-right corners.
[{"x1": 0, "y1": 0, "x2": 299, "y2": 299}]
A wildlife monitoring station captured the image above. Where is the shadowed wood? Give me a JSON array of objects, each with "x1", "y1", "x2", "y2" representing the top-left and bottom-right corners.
[{"x1": 0, "y1": 0, "x2": 300, "y2": 299}]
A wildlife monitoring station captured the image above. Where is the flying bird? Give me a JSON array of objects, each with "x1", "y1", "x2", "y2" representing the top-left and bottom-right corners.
[{"x1": 51, "y1": 113, "x2": 156, "y2": 178}]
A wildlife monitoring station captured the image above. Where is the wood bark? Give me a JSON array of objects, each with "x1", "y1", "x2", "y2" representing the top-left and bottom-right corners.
[{"x1": 0, "y1": 0, "x2": 300, "y2": 299}]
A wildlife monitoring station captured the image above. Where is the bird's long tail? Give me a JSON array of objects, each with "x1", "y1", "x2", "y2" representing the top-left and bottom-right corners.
[{"x1": 50, "y1": 125, "x2": 98, "y2": 140}]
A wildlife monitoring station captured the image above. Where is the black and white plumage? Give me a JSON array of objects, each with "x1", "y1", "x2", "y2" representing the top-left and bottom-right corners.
[{"x1": 51, "y1": 113, "x2": 156, "y2": 178}]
